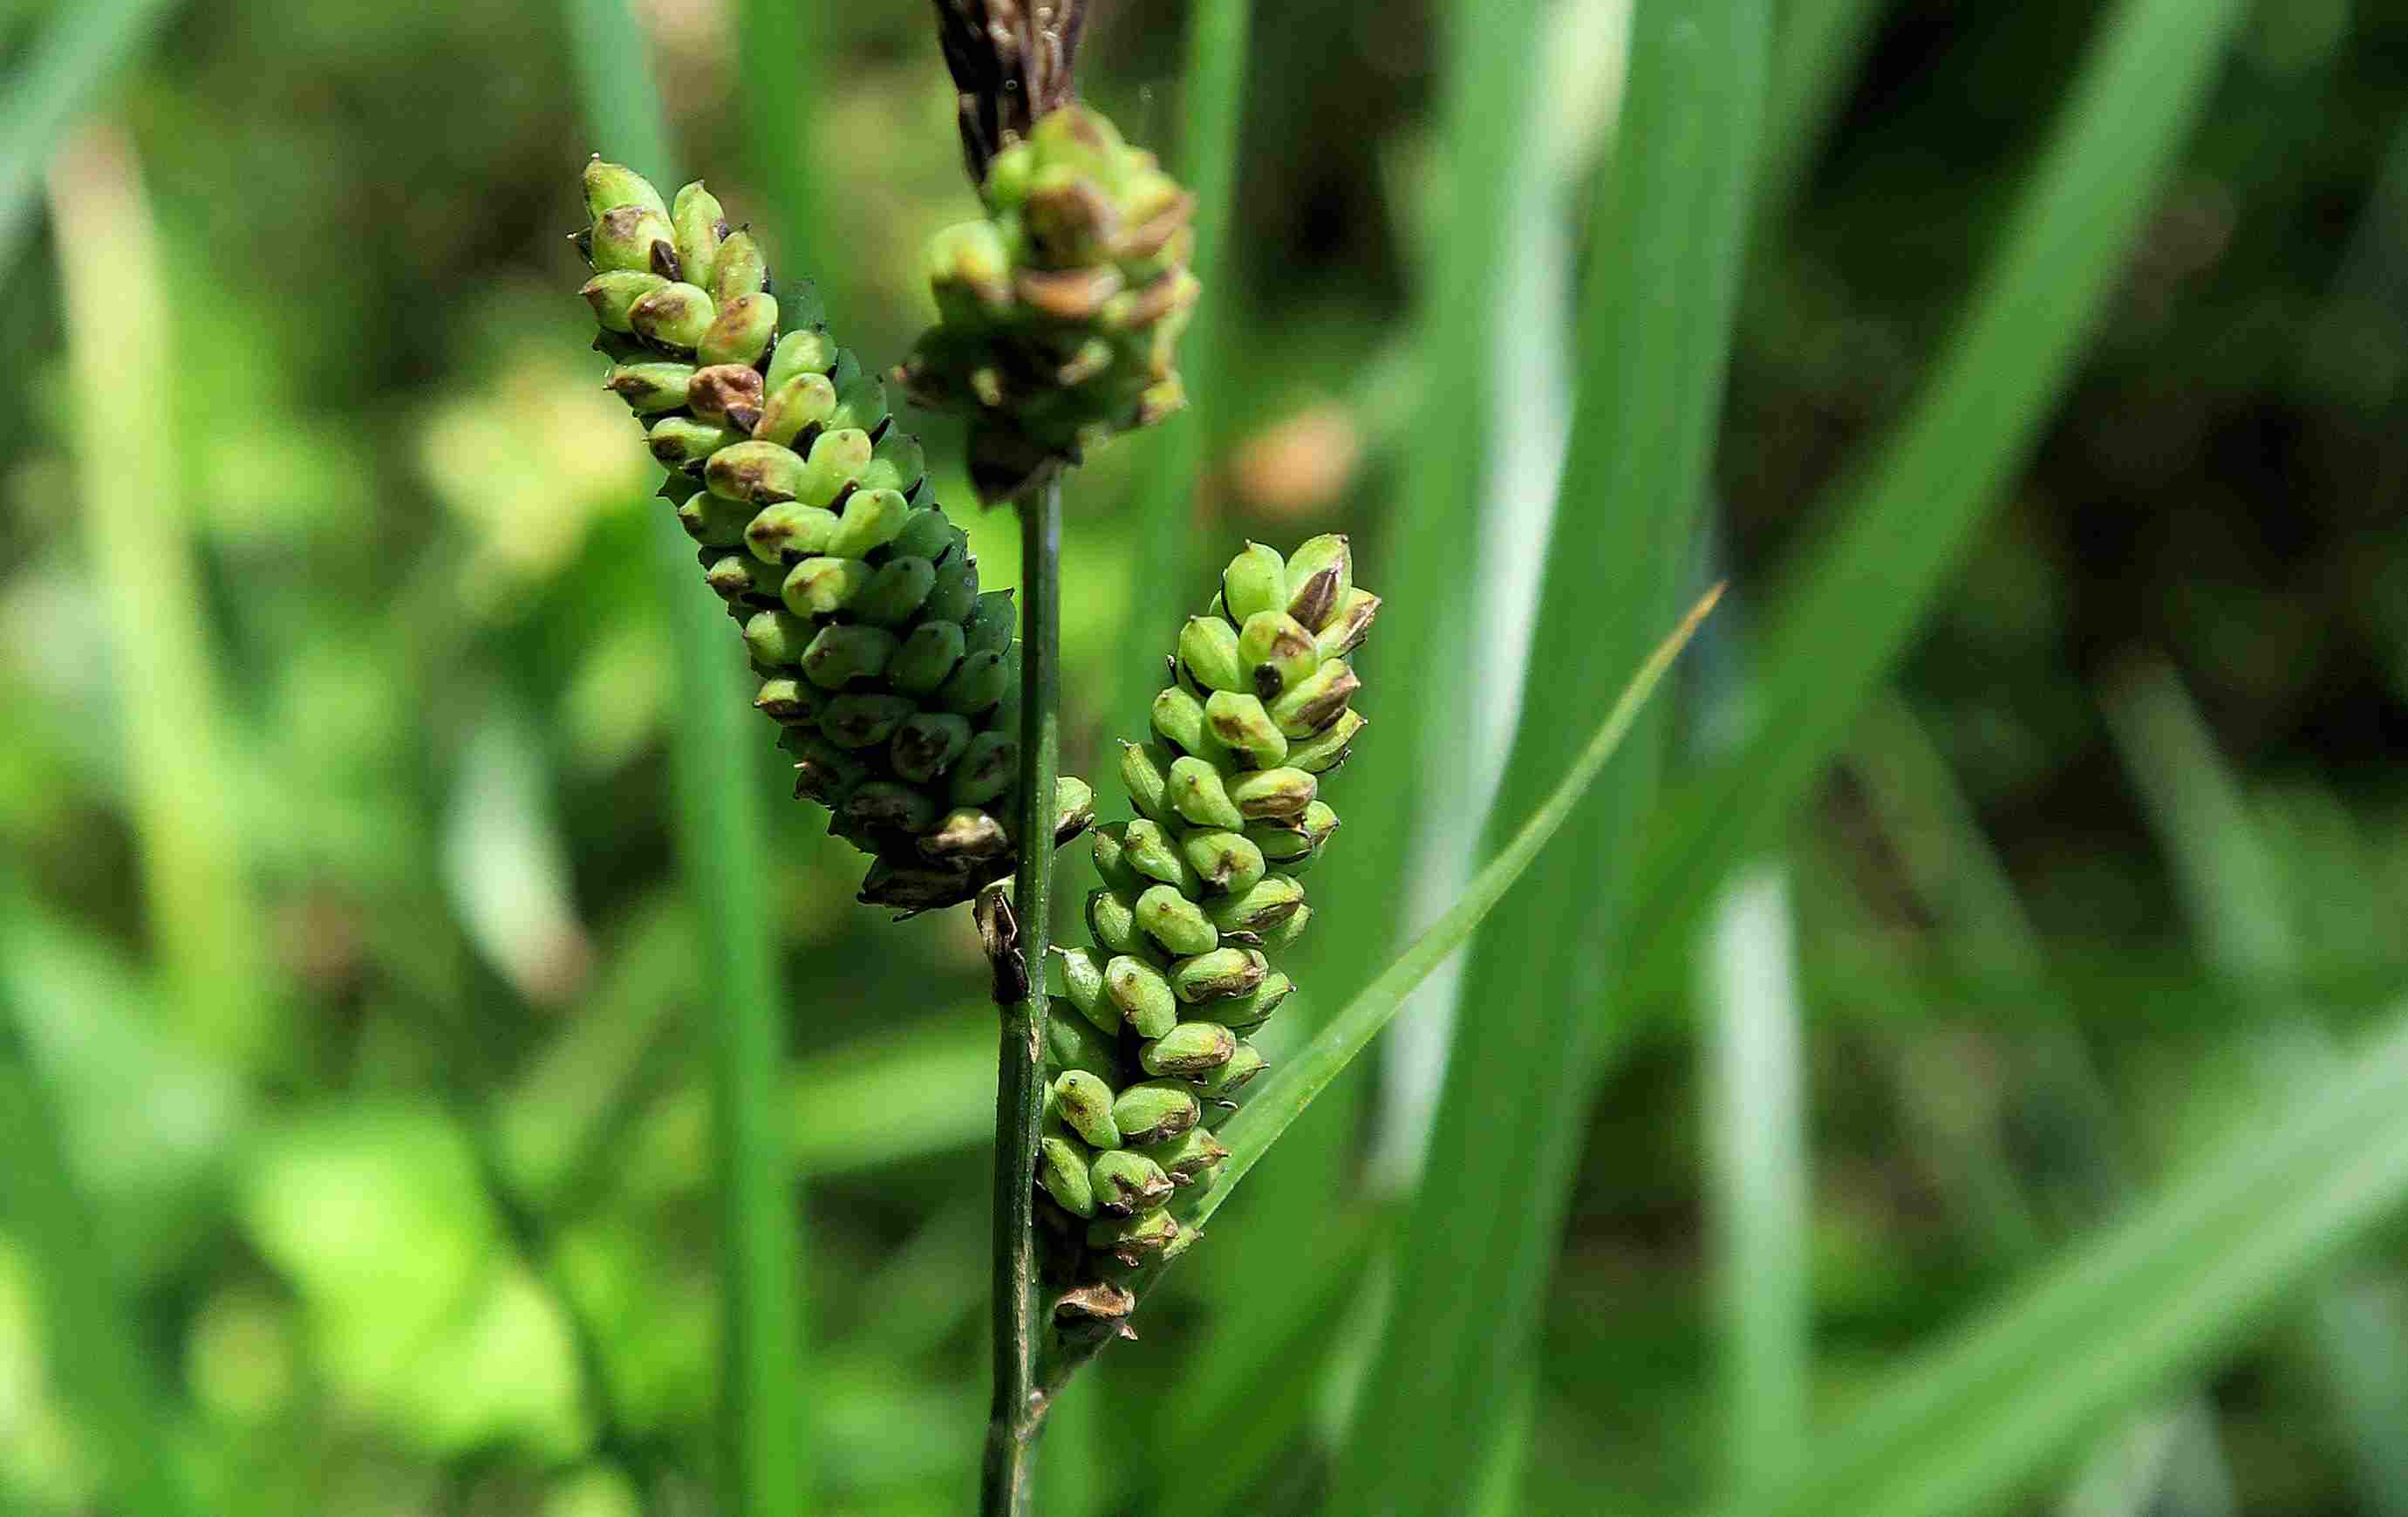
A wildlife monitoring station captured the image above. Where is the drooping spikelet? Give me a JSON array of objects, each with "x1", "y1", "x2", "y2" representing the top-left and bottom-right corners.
[
  {"x1": 896, "y1": 105, "x2": 1199, "y2": 502},
  {"x1": 1033, "y1": 536, "x2": 1376, "y2": 1288},
  {"x1": 574, "y1": 159, "x2": 1093, "y2": 910}
]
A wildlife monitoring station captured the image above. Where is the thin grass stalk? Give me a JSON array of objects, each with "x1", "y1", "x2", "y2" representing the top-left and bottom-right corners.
[
  {"x1": 1111, "y1": 0, "x2": 1252, "y2": 729},
  {"x1": 46, "y1": 122, "x2": 263, "y2": 1068},
  {"x1": 1333, "y1": 0, "x2": 1770, "y2": 1507},
  {"x1": 559, "y1": 2, "x2": 806, "y2": 1508},
  {"x1": 983, "y1": 477, "x2": 1063, "y2": 1517}
]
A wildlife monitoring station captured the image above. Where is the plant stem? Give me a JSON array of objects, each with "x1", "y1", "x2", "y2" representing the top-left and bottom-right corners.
[{"x1": 984, "y1": 476, "x2": 1063, "y2": 1517}]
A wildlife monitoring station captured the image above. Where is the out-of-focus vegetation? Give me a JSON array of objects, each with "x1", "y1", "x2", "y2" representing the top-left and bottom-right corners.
[{"x1": 3, "y1": 0, "x2": 2408, "y2": 1514}]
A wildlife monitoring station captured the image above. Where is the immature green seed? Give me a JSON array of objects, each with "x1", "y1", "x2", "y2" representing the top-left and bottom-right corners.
[
  {"x1": 886, "y1": 507, "x2": 953, "y2": 563},
  {"x1": 1109, "y1": 1081, "x2": 1200, "y2": 1146},
  {"x1": 827, "y1": 488, "x2": 911, "y2": 558},
  {"x1": 1317, "y1": 588, "x2": 1381, "y2": 661},
  {"x1": 712, "y1": 229, "x2": 767, "y2": 304},
  {"x1": 706, "y1": 552, "x2": 782, "y2": 603},
  {"x1": 851, "y1": 557, "x2": 937, "y2": 625},
  {"x1": 1039, "y1": 1132, "x2": 1097, "y2": 1219},
  {"x1": 584, "y1": 159, "x2": 668, "y2": 222},
  {"x1": 1170, "y1": 946, "x2": 1265, "y2": 1004},
  {"x1": 1205, "y1": 690, "x2": 1288, "y2": 767},
  {"x1": 1053, "y1": 776, "x2": 1096, "y2": 840},
  {"x1": 888, "y1": 620, "x2": 965, "y2": 694},
  {"x1": 671, "y1": 181, "x2": 726, "y2": 293},
  {"x1": 819, "y1": 693, "x2": 916, "y2": 748},
  {"x1": 1142, "y1": 1123, "x2": 1231, "y2": 1184},
  {"x1": 938, "y1": 649, "x2": 1008, "y2": 714},
  {"x1": 802, "y1": 625, "x2": 898, "y2": 689},
  {"x1": 1121, "y1": 819, "x2": 1198, "y2": 892},
  {"x1": 1221, "y1": 542, "x2": 1287, "y2": 622},
  {"x1": 1045, "y1": 1001, "x2": 1122, "y2": 1083},
  {"x1": 651, "y1": 415, "x2": 741, "y2": 473},
  {"x1": 921, "y1": 808, "x2": 1009, "y2": 863},
  {"x1": 1268, "y1": 659, "x2": 1362, "y2": 739},
  {"x1": 707, "y1": 440, "x2": 808, "y2": 504},
  {"x1": 699, "y1": 291, "x2": 778, "y2": 367},
  {"x1": 799, "y1": 428, "x2": 874, "y2": 508},
  {"x1": 1142, "y1": 1021, "x2": 1236, "y2": 1078},
  {"x1": 630, "y1": 281, "x2": 714, "y2": 350},
  {"x1": 949, "y1": 731, "x2": 1018, "y2": 804},
  {"x1": 1087, "y1": 1207, "x2": 1181, "y2": 1266},
  {"x1": 1088, "y1": 825, "x2": 1141, "y2": 898},
  {"x1": 749, "y1": 372, "x2": 833, "y2": 448},
  {"x1": 1228, "y1": 767, "x2": 1316, "y2": 820},
  {"x1": 1055, "y1": 946, "x2": 1115, "y2": 1033},
  {"x1": 1103, "y1": 955, "x2": 1180, "y2": 1039},
  {"x1": 1207, "y1": 875, "x2": 1306, "y2": 933},
  {"x1": 787, "y1": 733, "x2": 865, "y2": 806},
  {"x1": 1178, "y1": 616, "x2": 1245, "y2": 692},
  {"x1": 684, "y1": 363, "x2": 764, "y2": 427},
  {"x1": 1262, "y1": 904, "x2": 1313, "y2": 950},
  {"x1": 1087, "y1": 888, "x2": 1146, "y2": 957},
  {"x1": 1166, "y1": 756, "x2": 1245, "y2": 830},
  {"x1": 864, "y1": 428, "x2": 927, "y2": 495},
  {"x1": 754, "y1": 677, "x2": 815, "y2": 724},
  {"x1": 1214, "y1": 970, "x2": 1293, "y2": 1034},
  {"x1": 766, "y1": 327, "x2": 837, "y2": 390},
  {"x1": 924, "y1": 555, "x2": 981, "y2": 625},
  {"x1": 964, "y1": 591, "x2": 1017, "y2": 657},
  {"x1": 604, "y1": 359, "x2": 694, "y2": 413},
  {"x1": 844, "y1": 780, "x2": 939, "y2": 833},
  {"x1": 741, "y1": 609, "x2": 810, "y2": 667},
  {"x1": 593, "y1": 204, "x2": 679, "y2": 276},
  {"x1": 1089, "y1": 1151, "x2": 1174, "y2": 1216},
  {"x1": 1136, "y1": 884, "x2": 1218, "y2": 957},
  {"x1": 1283, "y1": 533, "x2": 1352, "y2": 629},
  {"x1": 1150, "y1": 686, "x2": 1211, "y2": 755},
  {"x1": 1237, "y1": 611, "x2": 1320, "y2": 699},
  {"x1": 780, "y1": 557, "x2": 868, "y2": 617},
  {"x1": 1288, "y1": 709, "x2": 1367, "y2": 774},
  {"x1": 1119, "y1": 741, "x2": 1172, "y2": 823},
  {"x1": 582, "y1": 270, "x2": 669, "y2": 332},
  {"x1": 888, "y1": 712, "x2": 972, "y2": 783},
  {"x1": 1197, "y1": 1042, "x2": 1268, "y2": 1097},
  {"x1": 1183, "y1": 829, "x2": 1266, "y2": 895},
  {"x1": 1053, "y1": 1071, "x2": 1122, "y2": 1150}
]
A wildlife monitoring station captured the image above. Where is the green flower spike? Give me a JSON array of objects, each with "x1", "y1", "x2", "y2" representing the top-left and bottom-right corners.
[
  {"x1": 1036, "y1": 536, "x2": 1378, "y2": 1302},
  {"x1": 895, "y1": 104, "x2": 1200, "y2": 502},
  {"x1": 573, "y1": 157, "x2": 1093, "y2": 911}
]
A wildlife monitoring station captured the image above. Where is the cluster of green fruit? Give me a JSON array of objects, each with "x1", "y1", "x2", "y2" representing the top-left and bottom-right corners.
[
  {"x1": 1036, "y1": 536, "x2": 1376, "y2": 1276},
  {"x1": 573, "y1": 159, "x2": 1092, "y2": 909}
]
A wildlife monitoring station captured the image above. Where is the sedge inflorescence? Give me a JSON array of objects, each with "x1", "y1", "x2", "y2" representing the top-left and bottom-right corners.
[
  {"x1": 1039, "y1": 536, "x2": 1376, "y2": 1288},
  {"x1": 572, "y1": 159, "x2": 1093, "y2": 910}
]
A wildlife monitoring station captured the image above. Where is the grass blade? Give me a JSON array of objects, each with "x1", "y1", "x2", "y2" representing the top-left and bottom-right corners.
[
  {"x1": 46, "y1": 122, "x2": 264, "y2": 1067},
  {"x1": 1193, "y1": 586, "x2": 1722, "y2": 1226},
  {"x1": 1332, "y1": 0, "x2": 1770, "y2": 1506},
  {"x1": 1757, "y1": 0, "x2": 1890, "y2": 217},
  {"x1": 734, "y1": 0, "x2": 834, "y2": 311},
  {"x1": 1720, "y1": 998, "x2": 2408, "y2": 1517},
  {"x1": 1627, "y1": 0, "x2": 2249, "y2": 1005},
  {"x1": 1702, "y1": 858, "x2": 1811, "y2": 1493},
  {"x1": 1111, "y1": 0, "x2": 1253, "y2": 730},
  {"x1": 0, "y1": 889, "x2": 195, "y2": 1517},
  {"x1": 0, "y1": 0, "x2": 183, "y2": 261},
  {"x1": 560, "y1": 4, "x2": 806, "y2": 1510}
]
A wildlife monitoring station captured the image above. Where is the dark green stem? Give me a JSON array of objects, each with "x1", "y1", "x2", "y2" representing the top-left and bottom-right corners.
[{"x1": 984, "y1": 476, "x2": 1062, "y2": 1517}]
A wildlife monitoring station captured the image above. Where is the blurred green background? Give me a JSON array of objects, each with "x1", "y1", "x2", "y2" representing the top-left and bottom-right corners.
[{"x1": 5, "y1": 0, "x2": 2408, "y2": 1513}]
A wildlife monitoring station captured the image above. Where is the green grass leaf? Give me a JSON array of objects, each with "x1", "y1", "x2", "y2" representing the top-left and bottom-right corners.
[
  {"x1": 1720, "y1": 998, "x2": 2408, "y2": 1517},
  {"x1": 559, "y1": 3, "x2": 806, "y2": 1509},
  {"x1": 1627, "y1": 0, "x2": 2250, "y2": 1006},
  {"x1": 1329, "y1": 0, "x2": 1771, "y2": 1507}
]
